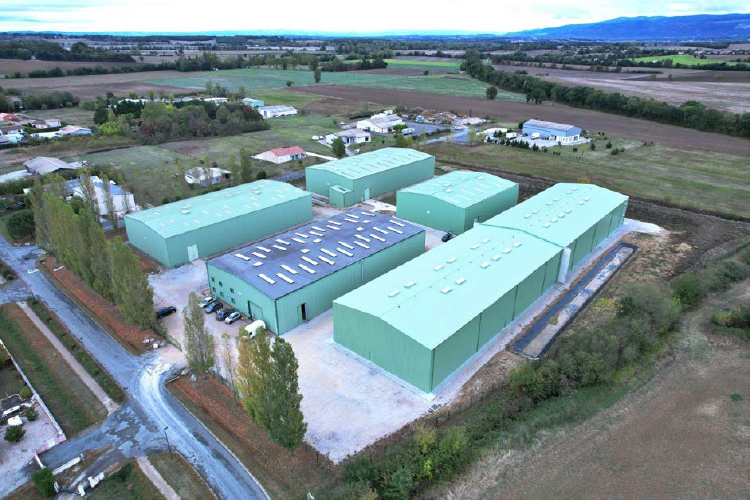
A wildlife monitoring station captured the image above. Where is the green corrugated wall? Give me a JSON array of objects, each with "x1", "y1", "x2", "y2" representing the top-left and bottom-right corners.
[{"x1": 431, "y1": 316, "x2": 481, "y2": 391}]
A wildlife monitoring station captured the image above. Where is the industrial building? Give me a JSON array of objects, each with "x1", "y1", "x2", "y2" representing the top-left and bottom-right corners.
[
  {"x1": 396, "y1": 171, "x2": 519, "y2": 235},
  {"x1": 206, "y1": 210, "x2": 425, "y2": 334},
  {"x1": 306, "y1": 148, "x2": 435, "y2": 207},
  {"x1": 333, "y1": 183, "x2": 628, "y2": 393},
  {"x1": 124, "y1": 180, "x2": 312, "y2": 268},
  {"x1": 522, "y1": 119, "x2": 581, "y2": 142}
]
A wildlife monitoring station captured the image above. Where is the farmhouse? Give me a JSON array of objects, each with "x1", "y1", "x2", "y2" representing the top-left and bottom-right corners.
[
  {"x1": 206, "y1": 210, "x2": 425, "y2": 334},
  {"x1": 0, "y1": 113, "x2": 19, "y2": 122},
  {"x1": 325, "y1": 129, "x2": 372, "y2": 146},
  {"x1": 522, "y1": 119, "x2": 581, "y2": 143},
  {"x1": 257, "y1": 105, "x2": 297, "y2": 118},
  {"x1": 241, "y1": 97, "x2": 265, "y2": 108},
  {"x1": 24, "y1": 157, "x2": 84, "y2": 176},
  {"x1": 184, "y1": 167, "x2": 231, "y2": 186},
  {"x1": 334, "y1": 183, "x2": 628, "y2": 393},
  {"x1": 256, "y1": 146, "x2": 306, "y2": 164},
  {"x1": 357, "y1": 114, "x2": 403, "y2": 133},
  {"x1": 305, "y1": 148, "x2": 435, "y2": 207},
  {"x1": 124, "y1": 180, "x2": 312, "y2": 268},
  {"x1": 30, "y1": 119, "x2": 61, "y2": 129},
  {"x1": 396, "y1": 171, "x2": 519, "y2": 235},
  {"x1": 65, "y1": 176, "x2": 136, "y2": 217},
  {"x1": 57, "y1": 125, "x2": 92, "y2": 136}
]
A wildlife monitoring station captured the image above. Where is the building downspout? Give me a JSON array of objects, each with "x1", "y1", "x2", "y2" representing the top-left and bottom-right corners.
[{"x1": 557, "y1": 247, "x2": 572, "y2": 283}]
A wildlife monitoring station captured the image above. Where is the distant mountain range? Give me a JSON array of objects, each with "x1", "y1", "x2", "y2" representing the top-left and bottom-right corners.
[{"x1": 505, "y1": 13, "x2": 750, "y2": 41}]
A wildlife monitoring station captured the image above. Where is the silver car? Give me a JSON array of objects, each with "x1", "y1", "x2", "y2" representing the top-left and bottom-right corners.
[{"x1": 224, "y1": 311, "x2": 242, "y2": 324}]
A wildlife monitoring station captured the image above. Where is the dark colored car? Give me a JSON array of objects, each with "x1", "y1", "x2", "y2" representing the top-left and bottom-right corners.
[
  {"x1": 216, "y1": 308, "x2": 236, "y2": 321},
  {"x1": 204, "y1": 301, "x2": 224, "y2": 314},
  {"x1": 441, "y1": 232, "x2": 455, "y2": 242},
  {"x1": 155, "y1": 306, "x2": 177, "y2": 319}
]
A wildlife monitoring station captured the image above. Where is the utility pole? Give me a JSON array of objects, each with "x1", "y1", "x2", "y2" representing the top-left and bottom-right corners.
[{"x1": 163, "y1": 426, "x2": 172, "y2": 457}]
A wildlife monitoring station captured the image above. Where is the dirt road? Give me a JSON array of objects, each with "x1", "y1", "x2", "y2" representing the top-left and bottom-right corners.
[{"x1": 289, "y1": 85, "x2": 750, "y2": 156}]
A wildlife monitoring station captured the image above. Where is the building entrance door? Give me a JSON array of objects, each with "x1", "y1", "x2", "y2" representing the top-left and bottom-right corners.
[{"x1": 187, "y1": 244, "x2": 199, "y2": 261}]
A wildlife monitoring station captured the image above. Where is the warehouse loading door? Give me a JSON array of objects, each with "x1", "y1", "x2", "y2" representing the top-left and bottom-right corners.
[
  {"x1": 363, "y1": 187, "x2": 371, "y2": 201},
  {"x1": 187, "y1": 244, "x2": 199, "y2": 261}
]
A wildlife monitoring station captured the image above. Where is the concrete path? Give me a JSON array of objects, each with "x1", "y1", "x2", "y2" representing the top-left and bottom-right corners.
[
  {"x1": 306, "y1": 151, "x2": 336, "y2": 161},
  {"x1": 137, "y1": 456, "x2": 179, "y2": 500},
  {"x1": 16, "y1": 301, "x2": 119, "y2": 414}
]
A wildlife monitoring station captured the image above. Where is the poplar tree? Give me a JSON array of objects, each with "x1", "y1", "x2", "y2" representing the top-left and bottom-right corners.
[
  {"x1": 235, "y1": 328, "x2": 272, "y2": 426},
  {"x1": 183, "y1": 293, "x2": 215, "y2": 373},
  {"x1": 110, "y1": 237, "x2": 154, "y2": 328},
  {"x1": 220, "y1": 332, "x2": 237, "y2": 395},
  {"x1": 266, "y1": 337, "x2": 307, "y2": 452},
  {"x1": 100, "y1": 175, "x2": 117, "y2": 233}
]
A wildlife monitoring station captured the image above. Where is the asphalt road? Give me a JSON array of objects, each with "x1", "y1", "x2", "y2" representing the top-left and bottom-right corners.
[{"x1": 0, "y1": 238, "x2": 267, "y2": 499}]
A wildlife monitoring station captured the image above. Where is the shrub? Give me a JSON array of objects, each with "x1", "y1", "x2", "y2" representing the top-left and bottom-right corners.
[
  {"x1": 382, "y1": 465, "x2": 414, "y2": 500},
  {"x1": 110, "y1": 462, "x2": 134, "y2": 482},
  {"x1": 605, "y1": 141, "x2": 612, "y2": 149},
  {"x1": 6, "y1": 209, "x2": 35, "y2": 239},
  {"x1": 342, "y1": 457, "x2": 378, "y2": 486},
  {"x1": 672, "y1": 274, "x2": 705, "y2": 310},
  {"x1": 20, "y1": 386, "x2": 32, "y2": 400},
  {"x1": 255, "y1": 170, "x2": 267, "y2": 180},
  {"x1": 24, "y1": 406, "x2": 39, "y2": 421},
  {"x1": 5, "y1": 424, "x2": 25, "y2": 442},
  {"x1": 590, "y1": 142, "x2": 596, "y2": 150},
  {"x1": 328, "y1": 480, "x2": 376, "y2": 500},
  {"x1": 32, "y1": 468, "x2": 56, "y2": 497}
]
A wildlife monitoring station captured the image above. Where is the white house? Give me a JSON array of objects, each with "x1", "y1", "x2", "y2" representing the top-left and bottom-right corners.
[
  {"x1": 356, "y1": 114, "x2": 403, "y2": 133},
  {"x1": 24, "y1": 157, "x2": 84, "y2": 176},
  {"x1": 0, "y1": 125, "x2": 24, "y2": 144},
  {"x1": 184, "y1": 167, "x2": 231, "y2": 186},
  {"x1": 255, "y1": 146, "x2": 306, "y2": 164},
  {"x1": 325, "y1": 129, "x2": 372, "y2": 145},
  {"x1": 257, "y1": 105, "x2": 297, "y2": 119},
  {"x1": 66, "y1": 176, "x2": 136, "y2": 217},
  {"x1": 203, "y1": 97, "x2": 229, "y2": 105},
  {"x1": 57, "y1": 125, "x2": 92, "y2": 136},
  {"x1": 482, "y1": 127, "x2": 508, "y2": 137},
  {"x1": 30, "y1": 119, "x2": 61, "y2": 129}
]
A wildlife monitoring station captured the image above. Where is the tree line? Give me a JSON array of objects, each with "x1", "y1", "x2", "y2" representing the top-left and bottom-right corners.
[
  {"x1": 0, "y1": 40, "x2": 134, "y2": 63},
  {"x1": 28, "y1": 175, "x2": 155, "y2": 328},
  {"x1": 462, "y1": 55, "x2": 750, "y2": 139},
  {"x1": 0, "y1": 88, "x2": 79, "y2": 112}
]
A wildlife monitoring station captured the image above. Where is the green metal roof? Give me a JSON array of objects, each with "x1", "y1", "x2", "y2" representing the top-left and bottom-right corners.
[
  {"x1": 124, "y1": 180, "x2": 309, "y2": 238},
  {"x1": 482, "y1": 183, "x2": 628, "y2": 248},
  {"x1": 306, "y1": 147, "x2": 433, "y2": 181},
  {"x1": 335, "y1": 223, "x2": 561, "y2": 350},
  {"x1": 399, "y1": 170, "x2": 517, "y2": 209}
]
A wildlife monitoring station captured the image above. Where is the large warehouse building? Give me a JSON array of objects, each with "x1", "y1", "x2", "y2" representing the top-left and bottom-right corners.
[
  {"x1": 206, "y1": 210, "x2": 425, "y2": 335},
  {"x1": 125, "y1": 180, "x2": 312, "y2": 267},
  {"x1": 306, "y1": 148, "x2": 435, "y2": 207},
  {"x1": 396, "y1": 171, "x2": 519, "y2": 235},
  {"x1": 522, "y1": 119, "x2": 581, "y2": 143},
  {"x1": 333, "y1": 183, "x2": 628, "y2": 393}
]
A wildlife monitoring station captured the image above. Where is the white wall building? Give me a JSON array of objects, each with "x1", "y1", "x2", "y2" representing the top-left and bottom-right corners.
[
  {"x1": 184, "y1": 167, "x2": 231, "y2": 186},
  {"x1": 356, "y1": 114, "x2": 403, "y2": 133},
  {"x1": 257, "y1": 105, "x2": 297, "y2": 118},
  {"x1": 255, "y1": 146, "x2": 306, "y2": 164},
  {"x1": 325, "y1": 129, "x2": 372, "y2": 145},
  {"x1": 66, "y1": 176, "x2": 136, "y2": 217}
]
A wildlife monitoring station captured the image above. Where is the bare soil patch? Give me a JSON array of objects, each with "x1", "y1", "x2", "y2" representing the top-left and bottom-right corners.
[{"x1": 289, "y1": 85, "x2": 750, "y2": 156}]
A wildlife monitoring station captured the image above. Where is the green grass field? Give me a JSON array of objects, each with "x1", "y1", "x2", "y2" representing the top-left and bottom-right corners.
[
  {"x1": 64, "y1": 145, "x2": 189, "y2": 172},
  {"x1": 428, "y1": 139, "x2": 750, "y2": 218},
  {"x1": 385, "y1": 58, "x2": 461, "y2": 68},
  {"x1": 145, "y1": 68, "x2": 520, "y2": 100},
  {"x1": 23, "y1": 108, "x2": 96, "y2": 128},
  {"x1": 631, "y1": 54, "x2": 739, "y2": 66}
]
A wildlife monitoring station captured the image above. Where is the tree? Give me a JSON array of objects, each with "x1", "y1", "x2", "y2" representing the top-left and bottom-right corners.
[
  {"x1": 331, "y1": 137, "x2": 346, "y2": 158},
  {"x1": 78, "y1": 170, "x2": 99, "y2": 216},
  {"x1": 6, "y1": 210, "x2": 35, "y2": 239},
  {"x1": 286, "y1": 80, "x2": 293, "y2": 87},
  {"x1": 235, "y1": 328, "x2": 273, "y2": 425},
  {"x1": 32, "y1": 468, "x2": 56, "y2": 497},
  {"x1": 24, "y1": 405, "x2": 38, "y2": 421},
  {"x1": 220, "y1": 332, "x2": 237, "y2": 394},
  {"x1": 109, "y1": 237, "x2": 154, "y2": 328},
  {"x1": 100, "y1": 174, "x2": 118, "y2": 233},
  {"x1": 486, "y1": 86, "x2": 498, "y2": 100},
  {"x1": 239, "y1": 148, "x2": 253, "y2": 184},
  {"x1": 266, "y1": 337, "x2": 307, "y2": 452},
  {"x1": 394, "y1": 134, "x2": 410, "y2": 148},
  {"x1": 423, "y1": 69, "x2": 430, "y2": 76},
  {"x1": 4, "y1": 425, "x2": 25, "y2": 443},
  {"x1": 314, "y1": 68, "x2": 322, "y2": 83},
  {"x1": 183, "y1": 293, "x2": 215, "y2": 373}
]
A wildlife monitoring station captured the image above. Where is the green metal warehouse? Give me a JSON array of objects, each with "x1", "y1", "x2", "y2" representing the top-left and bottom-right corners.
[
  {"x1": 396, "y1": 171, "x2": 519, "y2": 235},
  {"x1": 206, "y1": 210, "x2": 425, "y2": 335},
  {"x1": 305, "y1": 148, "x2": 435, "y2": 207},
  {"x1": 124, "y1": 180, "x2": 312, "y2": 268},
  {"x1": 333, "y1": 183, "x2": 628, "y2": 393}
]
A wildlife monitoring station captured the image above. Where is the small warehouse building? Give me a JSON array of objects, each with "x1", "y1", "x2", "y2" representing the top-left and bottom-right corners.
[
  {"x1": 325, "y1": 129, "x2": 372, "y2": 146},
  {"x1": 356, "y1": 114, "x2": 403, "y2": 133},
  {"x1": 522, "y1": 119, "x2": 581, "y2": 142},
  {"x1": 396, "y1": 171, "x2": 519, "y2": 235},
  {"x1": 334, "y1": 182, "x2": 628, "y2": 393},
  {"x1": 242, "y1": 97, "x2": 264, "y2": 108},
  {"x1": 305, "y1": 148, "x2": 435, "y2": 207},
  {"x1": 258, "y1": 105, "x2": 297, "y2": 119},
  {"x1": 206, "y1": 210, "x2": 425, "y2": 334},
  {"x1": 124, "y1": 180, "x2": 312, "y2": 268}
]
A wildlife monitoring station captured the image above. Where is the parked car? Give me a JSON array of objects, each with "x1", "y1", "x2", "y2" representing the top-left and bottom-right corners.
[
  {"x1": 224, "y1": 311, "x2": 242, "y2": 325},
  {"x1": 401, "y1": 127, "x2": 415, "y2": 135},
  {"x1": 204, "y1": 301, "x2": 223, "y2": 314},
  {"x1": 441, "y1": 232, "x2": 455, "y2": 242},
  {"x1": 216, "y1": 308, "x2": 236, "y2": 321},
  {"x1": 201, "y1": 296, "x2": 216, "y2": 308},
  {"x1": 155, "y1": 306, "x2": 177, "y2": 319}
]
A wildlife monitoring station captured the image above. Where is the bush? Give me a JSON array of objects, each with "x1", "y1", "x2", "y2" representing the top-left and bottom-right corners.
[
  {"x1": 605, "y1": 141, "x2": 612, "y2": 149},
  {"x1": 255, "y1": 170, "x2": 267, "y2": 180},
  {"x1": 20, "y1": 386, "x2": 32, "y2": 400},
  {"x1": 382, "y1": 465, "x2": 414, "y2": 500},
  {"x1": 672, "y1": 274, "x2": 706, "y2": 310},
  {"x1": 110, "y1": 462, "x2": 134, "y2": 482},
  {"x1": 6, "y1": 209, "x2": 35, "y2": 239},
  {"x1": 329, "y1": 480, "x2": 376, "y2": 500},
  {"x1": 5, "y1": 424, "x2": 25, "y2": 442},
  {"x1": 32, "y1": 468, "x2": 56, "y2": 497},
  {"x1": 24, "y1": 405, "x2": 38, "y2": 421},
  {"x1": 343, "y1": 457, "x2": 378, "y2": 486}
]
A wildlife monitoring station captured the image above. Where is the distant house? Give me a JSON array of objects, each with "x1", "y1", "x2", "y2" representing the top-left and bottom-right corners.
[
  {"x1": 66, "y1": 176, "x2": 136, "y2": 217},
  {"x1": 57, "y1": 125, "x2": 92, "y2": 136},
  {"x1": 256, "y1": 146, "x2": 306, "y2": 164},
  {"x1": 184, "y1": 167, "x2": 231, "y2": 186},
  {"x1": 0, "y1": 113, "x2": 19, "y2": 122},
  {"x1": 356, "y1": 114, "x2": 403, "y2": 133},
  {"x1": 30, "y1": 119, "x2": 61, "y2": 129},
  {"x1": 257, "y1": 105, "x2": 297, "y2": 119},
  {"x1": 24, "y1": 157, "x2": 84, "y2": 176},
  {"x1": 0, "y1": 125, "x2": 24, "y2": 144},
  {"x1": 241, "y1": 97, "x2": 264, "y2": 108},
  {"x1": 203, "y1": 97, "x2": 228, "y2": 105},
  {"x1": 325, "y1": 129, "x2": 371, "y2": 146},
  {"x1": 522, "y1": 119, "x2": 581, "y2": 143}
]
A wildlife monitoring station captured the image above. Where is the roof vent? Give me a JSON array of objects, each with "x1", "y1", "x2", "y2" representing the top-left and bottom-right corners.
[
  {"x1": 482, "y1": 238, "x2": 490, "y2": 244},
  {"x1": 447, "y1": 257, "x2": 456, "y2": 263},
  {"x1": 441, "y1": 286, "x2": 452, "y2": 294},
  {"x1": 321, "y1": 248, "x2": 337, "y2": 257},
  {"x1": 302, "y1": 256, "x2": 318, "y2": 266},
  {"x1": 455, "y1": 277, "x2": 466, "y2": 285},
  {"x1": 339, "y1": 241, "x2": 354, "y2": 250},
  {"x1": 276, "y1": 239, "x2": 290, "y2": 245},
  {"x1": 277, "y1": 273, "x2": 294, "y2": 284},
  {"x1": 389, "y1": 219, "x2": 406, "y2": 227},
  {"x1": 181, "y1": 209, "x2": 190, "y2": 215},
  {"x1": 294, "y1": 232, "x2": 309, "y2": 239},
  {"x1": 405, "y1": 281, "x2": 416, "y2": 288},
  {"x1": 546, "y1": 202, "x2": 553, "y2": 206},
  {"x1": 355, "y1": 241, "x2": 370, "y2": 249},
  {"x1": 259, "y1": 273, "x2": 276, "y2": 285},
  {"x1": 551, "y1": 218, "x2": 558, "y2": 223},
  {"x1": 434, "y1": 264, "x2": 444, "y2": 271},
  {"x1": 565, "y1": 208, "x2": 572, "y2": 213},
  {"x1": 553, "y1": 197, "x2": 560, "y2": 201},
  {"x1": 337, "y1": 248, "x2": 353, "y2": 257},
  {"x1": 492, "y1": 254, "x2": 500, "y2": 261},
  {"x1": 326, "y1": 225, "x2": 340, "y2": 231},
  {"x1": 543, "y1": 222, "x2": 551, "y2": 227},
  {"x1": 281, "y1": 264, "x2": 298, "y2": 275},
  {"x1": 584, "y1": 196, "x2": 591, "y2": 201},
  {"x1": 481, "y1": 262, "x2": 490, "y2": 268},
  {"x1": 503, "y1": 248, "x2": 511, "y2": 253},
  {"x1": 389, "y1": 290, "x2": 401, "y2": 297},
  {"x1": 374, "y1": 227, "x2": 388, "y2": 235},
  {"x1": 292, "y1": 238, "x2": 306, "y2": 244},
  {"x1": 258, "y1": 246, "x2": 271, "y2": 253},
  {"x1": 470, "y1": 244, "x2": 479, "y2": 250},
  {"x1": 388, "y1": 227, "x2": 403, "y2": 234},
  {"x1": 370, "y1": 234, "x2": 385, "y2": 242},
  {"x1": 301, "y1": 248, "x2": 311, "y2": 254},
  {"x1": 252, "y1": 252, "x2": 266, "y2": 259},
  {"x1": 513, "y1": 242, "x2": 521, "y2": 247},
  {"x1": 532, "y1": 209, "x2": 539, "y2": 214},
  {"x1": 524, "y1": 214, "x2": 532, "y2": 218},
  {"x1": 313, "y1": 238, "x2": 322, "y2": 243},
  {"x1": 329, "y1": 221, "x2": 342, "y2": 226},
  {"x1": 272, "y1": 245, "x2": 286, "y2": 251},
  {"x1": 319, "y1": 256, "x2": 335, "y2": 265},
  {"x1": 299, "y1": 264, "x2": 316, "y2": 274},
  {"x1": 235, "y1": 253, "x2": 250, "y2": 261}
]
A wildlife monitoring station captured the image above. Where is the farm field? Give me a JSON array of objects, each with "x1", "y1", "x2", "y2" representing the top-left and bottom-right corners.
[
  {"x1": 0, "y1": 58, "x2": 146, "y2": 77},
  {"x1": 385, "y1": 58, "x2": 461, "y2": 68},
  {"x1": 145, "y1": 68, "x2": 520, "y2": 100},
  {"x1": 631, "y1": 54, "x2": 740, "y2": 66},
  {"x1": 22, "y1": 107, "x2": 97, "y2": 128},
  {"x1": 289, "y1": 85, "x2": 750, "y2": 156},
  {"x1": 426, "y1": 139, "x2": 750, "y2": 219}
]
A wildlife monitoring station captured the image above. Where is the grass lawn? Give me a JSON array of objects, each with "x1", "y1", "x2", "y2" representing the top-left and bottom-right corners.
[
  {"x1": 630, "y1": 54, "x2": 740, "y2": 66},
  {"x1": 426, "y1": 138, "x2": 750, "y2": 219},
  {"x1": 0, "y1": 304, "x2": 106, "y2": 435},
  {"x1": 386, "y1": 58, "x2": 462, "y2": 69},
  {"x1": 64, "y1": 145, "x2": 189, "y2": 173},
  {"x1": 87, "y1": 460, "x2": 164, "y2": 500},
  {"x1": 145, "y1": 68, "x2": 518, "y2": 100},
  {"x1": 149, "y1": 452, "x2": 215, "y2": 499},
  {"x1": 250, "y1": 89, "x2": 326, "y2": 107},
  {"x1": 0, "y1": 364, "x2": 25, "y2": 397},
  {"x1": 22, "y1": 107, "x2": 96, "y2": 128}
]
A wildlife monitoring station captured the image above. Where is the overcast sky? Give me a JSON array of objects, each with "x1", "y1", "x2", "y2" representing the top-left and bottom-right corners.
[{"x1": 0, "y1": 0, "x2": 748, "y2": 34}]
